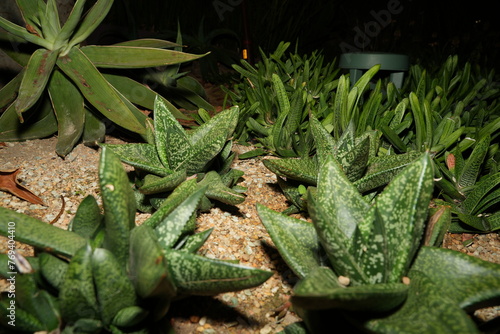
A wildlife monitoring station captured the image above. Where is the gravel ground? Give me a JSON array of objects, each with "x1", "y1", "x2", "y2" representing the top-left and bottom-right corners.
[{"x1": 1, "y1": 136, "x2": 499, "y2": 333}]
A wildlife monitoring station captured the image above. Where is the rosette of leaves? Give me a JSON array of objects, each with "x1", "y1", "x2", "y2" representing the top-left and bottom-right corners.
[
  {"x1": 258, "y1": 153, "x2": 500, "y2": 333},
  {"x1": 0, "y1": 0, "x2": 205, "y2": 156},
  {"x1": 263, "y1": 115, "x2": 422, "y2": 214},
  {"x1": 0, "y1": 147, "x2": 271, "y2": 333},
  {"x1": 433, "y1": 134, "x2": 500, "y2": 233},
  {"x1": 101, "y1": 96, "x2": 246, "y2": 212}
]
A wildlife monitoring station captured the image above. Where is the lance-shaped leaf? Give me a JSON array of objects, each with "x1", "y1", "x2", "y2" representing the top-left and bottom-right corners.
[
  {"x1": 457, "y1": 135, "x2": 490, "y2": 190},
  {"x1": 179, "y1": 228, "x2": 214, "y2": 253},
  {"x1": 0, "y1": 96, "x2": 58, "y2": 141},
  {"x1": 375, "y1": 153, "x2": 433, "y2": 283},
  {"x1": 165, "y1": 250, "x2": 272, "y2": 295},
  {"x1": 0, "y1": 14, "x2": 51, "y2": 49},
  {"x1": 0, "y1": 207, "x2": 86, "y2": 257},
  {"x1": 155, "y1": 186, "x2": 206, "y2": 249},
  {"x1": 139, "y1": 170, "x2": 187, "y2": 195},
  {"x1": 129, "y1": 225, "x2": 177, "y2": 304},
  {"x1": 57, "y1": 47, "x2": 147, "y2": 135},
  {"x1": 99, "y1": 147, "x2": 136, "y2": 267},
  {"x1": 142, "y1": 178, "x2": 198, "y2": 229},
  {"x1": 53, "y1": 0, "x2": 87, "y2": 46},
  {"x1": 292, "y1": 266, "x2": 408, "y2": 312},
  {"x1": 103, "y1": 73, "x2": 189, "y2": 120},
  {"x1": 153, "y1": 96, "x2": 191, "y2": 170},
  {"x1": 309, "y1": 155, "x2": 371, "y2": 284},
  {"x1": 65, "y1": 0, "x2": 113, "y2": 49},
  {"x1": 92, "y1": 248, "x2": 137, "y2": 325},
  {"x1": 263, "y1": 157, "x2": 318, "y2": 185},
  {"x1": 0, "y1": 69, "x2": 23, "y2": 109},
  {"x1": 100, "y1": 143, "x2": 171, "y2": 176},
  {"x1": 48, "y1": 69, "x2": 85, "y2": 157},
  {"x1": 59, "y1": 244, "x2": 99, "y2": 322},
  {"x1": 367, "y1": 270, "x2": 480, "y2": 334},
  {"x1": 257, "y1": 204, "x2": 321, "y2": 279},
  {"x1": 198, "y1": 171, "x2": 246, "y2": 205},
  {"x1": 15, "y1": 49, "x2": 58, "y2": 118},
  {"x1": 82, "y1": 45, "x2": 206, "y2": 68},
  {"x1": 69, "y1": 195, "x2": 103, "y2": 240},
  {"x1": 39, "y1": 252, "x2": 68, "y2": 291}
]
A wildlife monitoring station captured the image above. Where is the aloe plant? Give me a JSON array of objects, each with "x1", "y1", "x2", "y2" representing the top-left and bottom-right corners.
[
  {"x1": 258, "y1": 153, "x2": 500, "y2": 333},
  {"x1": 0, "y1": 0, "x2": 205, "y2": 156},
  {"x1": 102, "y1": 96, "x2": 246, "y2": 212},
  {"x1": 0, "y1": 147, "x2": 271, "y2": 333}
]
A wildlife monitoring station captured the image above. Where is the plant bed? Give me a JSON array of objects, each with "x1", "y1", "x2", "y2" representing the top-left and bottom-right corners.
[{"x1": 0, "y1": 137, "x2": 499, "y2": 333}]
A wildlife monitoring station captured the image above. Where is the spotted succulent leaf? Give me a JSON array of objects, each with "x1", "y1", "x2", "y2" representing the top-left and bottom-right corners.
[
  {"x1": 164, "y1": 250, "x2": 273, "y2": 295},
  {"x1": 198, "y1": 171, "x2": 246, "y2": 205},
  {"x1": 69, "y1": 195, "x2": 102, "y2": 239},
  {"x1": 263, "y1": 157, "x2": 318, "y2": 185},
  {"x1": 257, "y1": 204, "x2": 321, "y2": 279},
  {"x1": 100, "y1": 143, "x2": 171, "y2": 176},
  {"x1": 155, "y1": 186, "x2": 206, "y2": 250},
  {"x1": 138, "y1": 169, "x2": 187, "y2": 195},
  {"x1": 99, "y1": 147, "x2": 136, "y2": 267},
  {"x1": 292, "y1": 266, "x2": 408, "y2": 312}
]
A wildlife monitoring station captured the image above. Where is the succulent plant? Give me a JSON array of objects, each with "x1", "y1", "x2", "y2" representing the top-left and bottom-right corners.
[
  {"x1": 0, "y1": 0, "x2": 204, "y2": 156},
  {"x1": 258, "y1": 153, "x2": 500, "y2": 333},
  {"x1": 263, "y1": 115, "x2": 422, "y2": 214},
  {"x1": 101, "y1": 96, "x2": 245, "y2": 212},
  {"x1": 0, "y1": 147, "x2": 271, "y2": 333}
]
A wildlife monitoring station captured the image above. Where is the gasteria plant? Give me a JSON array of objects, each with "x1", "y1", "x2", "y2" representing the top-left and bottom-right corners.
[
  {"x1": 102, "y1": 97, "x2": 245, "y2": 212},
  {"x1": 223, "y1": 41, "x2": 341, "y2": 158},
  {"x1": 0, "y1": 147, "x2": 271, "y2": 333},
  {"x1": 263, "y1": 115, "x2": 421, "y2": 214},
  {"x1": 257, "y1": 153, "x2": 500, "y2": 333},
  {"x1": 0, "y1": 0, "x2": 204, "y2": 156}
]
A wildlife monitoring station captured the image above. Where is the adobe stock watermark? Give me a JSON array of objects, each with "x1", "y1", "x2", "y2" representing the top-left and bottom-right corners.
[
  {"x1": 212, "y1": 0, "x2": 244, "y2": 21},
  {"x1": 5, "y1": 221, "x2": 18, "y2": 328},
  {"x1": 340, "y1": 0, "x2": 404, "y2": 53}
]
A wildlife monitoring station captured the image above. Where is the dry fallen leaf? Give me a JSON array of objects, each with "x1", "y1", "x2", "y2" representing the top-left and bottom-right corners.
[{"x1": 0, "y1": 168, "x2": 46, "y2": 205}]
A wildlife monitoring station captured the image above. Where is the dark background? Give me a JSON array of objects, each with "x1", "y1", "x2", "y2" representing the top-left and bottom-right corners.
[{"x1": 98, "y1": 0, "x2": 500, "y2": 71}]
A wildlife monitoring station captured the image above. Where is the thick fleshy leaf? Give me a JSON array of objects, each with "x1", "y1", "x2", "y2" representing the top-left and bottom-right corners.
[
  {"x1": 0, "y1": 96, "x2": 58, "y2": 141},
  {"x1": 57, "y1": 47, "x2": 147, "y2": 135},
  {"x1": 103, "y1": 74, "x2": 190, "y2": 120},
  {"x1": 375, "y1": 153, "x2": 433, "y2": 282},
  {"x1": 101, "y1": 143, "x2": 171, "y2": 176},
  {"x1": 457, "y1": 135, "x2": 490, "y2": 189},
  {"x1": 198, "y1": 171, "x2": 246, "y2": 205},
  {"x1": 155, "y1": 187, "x2": 206, "y2": 249},
  {"x1": 257, "y1": 204, "x2": 321, "y2": 279},
  {"x1": 262, "y1": 157, "x2": 318, "y2": 185},
  {"x1": 165, "y1": 250, "x2": 272, "y2": 295},
  {"x1": 82, "y1": 108, "x2": 106, "y2": 146},
  {"x1": 82, "y1": 45, "x2": 206, "y2": 68},
  {"x1": 411, "y1": 246, "x2": 500, "y2": 309},
  {"x1": 143, "y1": 179, "x2": 198, "y2": 229},
  {"x1": 99, "y1": 147, "x2": 136, "y2": 267},
  {"x1": 292, "y1": 267, "x2": 408, "y2": 312},
  {"x1": 129, "y1": 225, "x2": 177, "y2": 303},
  {"x1": 113, "y1": 38, "x2": 179, "y2": 49},
  {"x1": 0, "y1": 70, "x2": 22, "y2": 109},
  {"x1": 0, "y1": 206, "x2": 86, "y2": 257},
  {"x1": 92, "y1": 248, "x2": 137, "y2": 325},
  {"x1": 15, "y1": 49, "x2": 58, "y2": 118},
  {"x1": 353, "y1": 151, "x2": 422, "y2": 193},
  {"x1": 180, "y1": 228, "x2": 214, "y2": 253},
  {"x1": 69, "y1": 195, "x2": 103, "y2": 239},
  {"x1": 48, "y1": 69, "x2": 85, "y2": 157},
  {"x1": 66, "y1": 0, "x2": 113, "y2": 48},
  {"x1": 59, "y1": 244, "x2": 98, "y2": 322},
  {"x1": 39, "y1": 252, "x2": 68, "y2": 290},
  {"x1": 366, "y1": 270, "x2": 480, "y2": 334},
  {"x1": 0, "y1": 15, "x2": 51, "y2": 49},
  {"x1": 139, "y1": 169, "x2": 187, "y2": 195},
  {"x1": 54, "y1": 0, "x2": 87, "y2": 46},
  {"x1": 153, "y1": 96, "x2": 191, "y2": 170}
]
